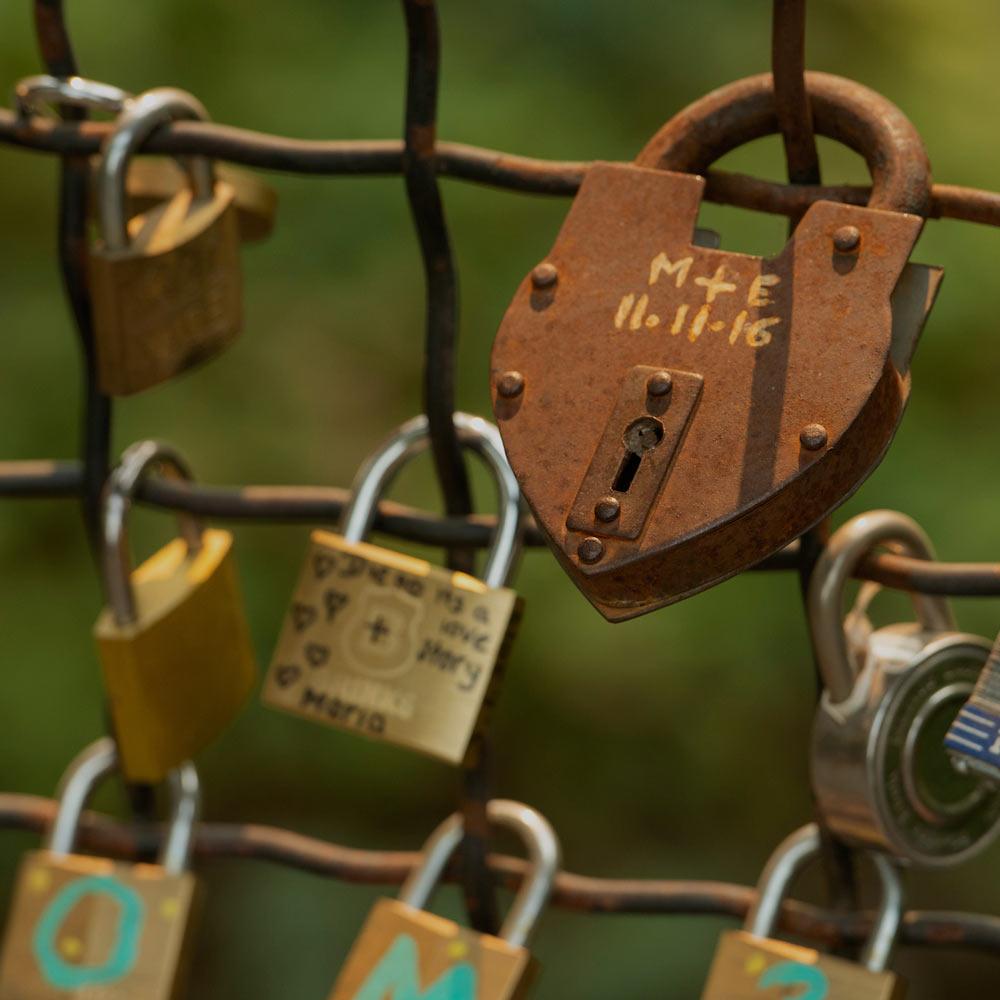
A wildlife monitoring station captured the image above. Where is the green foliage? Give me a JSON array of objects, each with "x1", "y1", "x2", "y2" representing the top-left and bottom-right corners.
[{"x1": 1, "y1": 1, "x2": 998, "y2": 995}]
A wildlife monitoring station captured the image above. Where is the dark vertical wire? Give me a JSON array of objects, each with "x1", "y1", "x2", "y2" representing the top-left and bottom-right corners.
[
  {"x1": 772, "y1": 0, "x2": 858, "y2": 924},
  {"x1": 32, "y1": 0, "x2": 111, "y2": 555},
  {"x1": 31, "y1": 2, "x2": 156, "y2": 829},
  {"x1": 400, "y1": 0, "x2": 498, "y2": 934}
]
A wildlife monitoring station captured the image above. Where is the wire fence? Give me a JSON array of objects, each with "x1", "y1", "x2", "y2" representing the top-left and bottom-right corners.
[{"x1": 1, "y1": 0, "x2": 999, "y2": 962}]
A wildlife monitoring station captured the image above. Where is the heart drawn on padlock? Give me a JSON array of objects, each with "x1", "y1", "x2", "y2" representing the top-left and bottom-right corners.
[{"x1": 492, "y1": 72, "x2": 941, "y2": 621}]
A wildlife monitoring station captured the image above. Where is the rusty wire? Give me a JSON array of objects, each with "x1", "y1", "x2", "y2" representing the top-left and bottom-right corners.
[
  {"x1": 398, "y1": 0, "x2": 496, "y2": 934},
  {"x1": 0, "y1": 794, "x2": 997, "y2": 960},
  {"x1": 30, "y1": 2, "x2": 111, "y2": 557},
  {"x1": 5, "y1": 114, "x2": 1000, "y2": 225},
  {"x1": 3, "y1": 460, "x2": 1000, "y2": 595},
  {"x1": 771, "y1": 0, "x2": 857, "y2": 922}
]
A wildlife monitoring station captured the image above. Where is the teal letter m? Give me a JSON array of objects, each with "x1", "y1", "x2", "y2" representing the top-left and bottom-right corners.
[{"x1": 352, "y1": 933, "x2": 477, "y2": 1000}]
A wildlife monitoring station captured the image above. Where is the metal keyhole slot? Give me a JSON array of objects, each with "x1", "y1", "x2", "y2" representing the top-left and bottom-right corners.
[{"x1": 612, "y1": 417, "x2": 664, "y2": 493}]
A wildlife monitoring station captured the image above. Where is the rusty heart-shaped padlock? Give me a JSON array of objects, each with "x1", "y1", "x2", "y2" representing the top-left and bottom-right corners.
[{"x1": 491, "y1": 72, "x2": 940, "y2": 621}]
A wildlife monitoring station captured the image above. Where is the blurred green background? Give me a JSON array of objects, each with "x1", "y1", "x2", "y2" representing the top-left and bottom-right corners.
[{"x1": 2, "y1": 0, "x2": 1000, "y2": 995}]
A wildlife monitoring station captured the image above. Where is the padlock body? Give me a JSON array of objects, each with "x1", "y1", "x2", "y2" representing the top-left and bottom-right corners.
[
  {"x1": 812, "y1": 627, "x2": 1000, "y2": 865},
  {"x1": 89, "y1": 182, "x2": 242, "y2": 396},
  {"x1": 94, "y1": 528, "x2": 257, "y2": 783},
  {"x1": 0, "y1": 851, "x2": 199, "y2": 1000},
  {"x1": 328, "y1": 898, "x2": 536, "y2": 1000},
  {"x1": 492, "y1": 163, "x2": 936, "y2": 620},
  {"x1": 702, "y1": 930, "x2": 904, "y2": 999},
  {"x1": 263, "y1": 532, "x2": 522, "y2": 763}
]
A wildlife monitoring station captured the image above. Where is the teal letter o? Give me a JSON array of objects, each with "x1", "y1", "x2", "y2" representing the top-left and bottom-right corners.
[{"x1": 33, "y1": 875, "x2": 145, "y2": 989}]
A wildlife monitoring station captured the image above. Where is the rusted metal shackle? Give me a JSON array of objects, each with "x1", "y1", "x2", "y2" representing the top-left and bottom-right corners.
[{"x1": 636, "y1": 71, "x2": 931, "y2": 216}]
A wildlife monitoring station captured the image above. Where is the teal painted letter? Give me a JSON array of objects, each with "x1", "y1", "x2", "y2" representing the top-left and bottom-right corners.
[{"x1": 352, "y1": 933, "x2": 476, "y2": 1000}]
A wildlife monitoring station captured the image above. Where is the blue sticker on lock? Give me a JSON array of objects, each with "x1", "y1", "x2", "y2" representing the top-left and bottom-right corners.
[
  {"x1": 945, "y1": 702, "x2": 1000, "y2": 779},
  {"x1": 758, "y1": 960, "x2": 829, "y2": 999},
  {"x1": 351, "y1": 933, "x2": 476, "y2": 1000},
  {"x1": 33, "y1": 875, "x2": 145, "y2": 989}
]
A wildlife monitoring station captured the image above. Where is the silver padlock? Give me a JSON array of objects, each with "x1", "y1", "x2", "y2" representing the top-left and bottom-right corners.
[
  {"x1": 701, "y1": 823, "x2": 905, "y2": 998},
  {"x1": 810, "y1": 509, "x2": 1000, "y2": 866}
]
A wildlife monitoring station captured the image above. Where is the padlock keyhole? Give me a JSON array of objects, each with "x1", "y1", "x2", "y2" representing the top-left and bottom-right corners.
[{"x1": 612, "y1": 417, "x2": 664, "y2": 493}]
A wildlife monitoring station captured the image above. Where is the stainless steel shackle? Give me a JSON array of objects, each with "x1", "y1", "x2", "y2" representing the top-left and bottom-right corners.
[
  {"x1": 747, "y1": 823, "x2": 903, "y2": 974},
  {"x1": 13, "y1": 75, "x2": 130, "y2": 118},
  {"x1": 46, "y1": 737, "x2": 200, "y2": 877},
  {"x1": 399, "y1": 799, "x2": 561, "y2": 949},
  {"x1": 98, "y1": 86, "x2": 215, "y2": 252},
  {"x1": 102, "y1": 440, "x2": 204, "y2": 627},
  {"x1": 340, "y1": 412, "x2": 522, "y2": 590},
  {"x1": 808, "y1": 510, "x2": 955, "y2": 704}
]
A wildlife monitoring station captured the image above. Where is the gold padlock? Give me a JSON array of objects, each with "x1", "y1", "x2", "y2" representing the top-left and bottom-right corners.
[
  {"x1": 0, "y1": 738, "x2": 202, "y2": 999},
  {"x1": 329, "y1": 798, "x2": 559, "y2": 1000},
  {"x1": 89, "y1": 86, "x2": 243, "y2": 396},
  {"x1": 13, "y1": 74, "x2": 277, "y2": 244},
  {"x1": 701, "y1": 823, "x2": 906, "y2": 999},
  {"x1": 93, "y1": 440, "x2": 257, "y2": 783},
  {"x1": 263, "y1": 412, "x2": 524, "y2": 764}
]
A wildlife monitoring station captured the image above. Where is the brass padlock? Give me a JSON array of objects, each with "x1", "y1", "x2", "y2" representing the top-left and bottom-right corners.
[
  {"x1": 94, "y1": 440, "x2": 257, "y2": 783},
  {"x1": 329, "y1": 798, "x2": 559, "y2": 1000},
  {"x1": 264, "y1": 412, "x2": 523, "y2": 763},
  {"x1": 809, "y1": 510, "x2": 1000, "y2": 866},
  {"x1": 13, "y1": 74, "x2": 277, "y2": 243},
  {"x1": 491, "y1": 72, "x2": 941, "y2": 621},
  {"x1": 0, "y1": 738, "x2": 202, "y2": 999},
  {"x1": 702, "y1": 822, "x2": 905, "y2": 998},
  {"x1": 89, "y1": 87, "x2": 243, "y2": 396}
]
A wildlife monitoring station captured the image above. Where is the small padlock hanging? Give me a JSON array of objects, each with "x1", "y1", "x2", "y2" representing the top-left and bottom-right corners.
[
  {"x1": 263, "y1": 412, "x2": 523, "y2": 764},
  {"x1": 701, "y1": 822, "x2": 904, "y2": 998},
  {"x1": 492, "y1": 72, "x2": 941, "y2": 620},
  {"x1": 809, "y1": 510, "x2": 1000, "y2": 866},
  {"x1": 329, "y1": 798, "x2": 559, "y2": 1000},
  {"x1": 89, "y1": 86, "x2": 243, "y2": 396},
  {"x1": 0, "y1": 738, "x2": 202, "y2": 999},
  {"x1": 94, "y1": 440, "x2": 257, "y2": 783}
]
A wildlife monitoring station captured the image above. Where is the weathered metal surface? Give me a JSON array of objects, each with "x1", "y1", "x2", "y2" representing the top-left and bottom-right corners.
[
  {"x1": 636, "y1": 72, "x2": 931, "y2": 215},
  {"x1": 492, "y1": 132, "x2": 931, "y2": 619}
]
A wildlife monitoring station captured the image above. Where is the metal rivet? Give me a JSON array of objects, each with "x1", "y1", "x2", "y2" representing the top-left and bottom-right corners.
[
  {"x1": 496, "y1": 371, "x2": 525, "y2": 399},
  {"x1": 832, "y1": 226, "x2": 861, "y2": 253},
  {"x1": 577, "y1": 536, "x2": 605, "y2": 564},
  {"x1": 531, "y1": 262, "x2": 558, "y2": 289},
  {"x1": 594, "y1": 496, "x2": 620, "y2": 523},
  {"x1": 646, "y1": 371, "x2": 673, "y2": 398},
  {"x1": 800, "y1": 423, "x2": 828, "y2": 451}
]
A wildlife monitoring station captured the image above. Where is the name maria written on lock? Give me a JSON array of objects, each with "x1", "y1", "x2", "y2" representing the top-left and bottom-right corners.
[
  {"x1": 264, "y1": 534, "x2": 520, "y2": 761},
  {"x1": 613, "y1": 253, "x2": 782, "y2": 348}
]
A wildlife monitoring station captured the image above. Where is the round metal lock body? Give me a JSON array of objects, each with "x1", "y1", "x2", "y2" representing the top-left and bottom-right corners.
[{"x1": 812, "y1": 626, "x2": 1000, "y2": 866}]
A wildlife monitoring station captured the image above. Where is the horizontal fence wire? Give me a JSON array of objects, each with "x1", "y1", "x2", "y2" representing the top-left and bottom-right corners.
[
  {"x1": 1, "y1": 462, "x2": 999, "y2": 595},
  {"x1": 3, "y1": 113, "x2": 1000, "y2": 225},
  {"x1": 0, "y1": 794, "x2": 997, "y2": 959}
]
